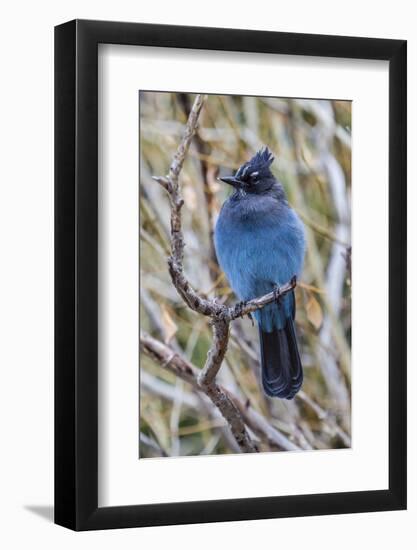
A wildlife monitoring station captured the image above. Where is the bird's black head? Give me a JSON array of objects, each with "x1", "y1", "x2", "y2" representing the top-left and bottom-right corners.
[{"x1": 220, "y1": 147, "x2": 277, "y2": 195}]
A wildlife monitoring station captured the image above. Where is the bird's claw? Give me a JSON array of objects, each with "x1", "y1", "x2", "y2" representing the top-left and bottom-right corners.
[
  {"x1": 290, "y1": 275, "x2": 297, "y2": 287},
  {"x1": 273, "y1": 284, "x2": 282, "y2": 306},
  {"x1": 235, "y1": 300, "x2": 247, "y2": 317}
]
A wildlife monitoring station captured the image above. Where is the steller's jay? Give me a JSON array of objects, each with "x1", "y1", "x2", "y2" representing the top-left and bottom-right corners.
[{"x1": 214, "y1": 148, "x2": 306, "y2": 399}]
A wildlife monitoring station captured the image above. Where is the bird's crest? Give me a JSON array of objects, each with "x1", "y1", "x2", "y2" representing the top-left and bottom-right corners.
[{"x1": 235, "y1": 147, "x2": 275, "y2": 182}]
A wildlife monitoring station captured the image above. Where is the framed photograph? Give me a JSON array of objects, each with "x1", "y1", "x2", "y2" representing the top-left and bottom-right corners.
[{"x1": 55, "y1": 19, "x2": 406, "y2": 530}]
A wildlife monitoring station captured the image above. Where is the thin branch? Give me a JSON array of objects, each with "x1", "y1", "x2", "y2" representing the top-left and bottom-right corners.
[
  {"x1": 297, "y1": 390, "x2": 351, "y2": 447},
  {"x1": 230, "y1": 394, "x2": 299, "y2": 451},
  {"x1": 178, "y1": 93, "x2": 220, "y2": 285},
  {"x1": 198, "y1": 320, "x2": 229, "y2": 387},
  {"x1": 140, "y1": 331, "x2": 300, "y2": 453},
  {"x1": 196, "y1": 319, "x2": 257, "y2": 452},
  {"x1": 167, "y1": 257, "x2": 296, "y2": 322},
  {"x1": 140, "y1": 329, "x2": 255, "y2": 452},
  {"x1": 227, "y1": 279, "x2": 296, "y2": 321}
]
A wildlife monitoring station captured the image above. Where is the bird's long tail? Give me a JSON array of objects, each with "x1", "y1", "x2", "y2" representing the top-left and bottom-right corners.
[{"x1": 258, "y1": 317, "x2": 303, "y2": 399}]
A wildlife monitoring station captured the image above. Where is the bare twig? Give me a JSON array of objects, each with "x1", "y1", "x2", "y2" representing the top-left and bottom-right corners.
[
  {"x1": 166, "y1": 259, "x2": 296, "y2": 322},
  {"x1": 198, "y1": 319, "x2": 229, "y2": 387},
  {"x1": 231, "y1": 395, "x2": 299, "y2": 451},
  {"x1": 178, "y1": 93, "x2": 219, "y2": 284},
  {"x1": 140, "y1": 331, "x2": 300, "y2": 452},
  {"x1": 297, "y1": 390, "x2": 351, "y2": 447},
  {"x1": 151, "y1": 94, "x2": 299, "y2": 453}
]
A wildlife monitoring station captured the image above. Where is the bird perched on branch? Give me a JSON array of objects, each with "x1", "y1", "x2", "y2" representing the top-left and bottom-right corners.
[{"x1": 214, "y1": 148, "x2": 306, "y2": 399}]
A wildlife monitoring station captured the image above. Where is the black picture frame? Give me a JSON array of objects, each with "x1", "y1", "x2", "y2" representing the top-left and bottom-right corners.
[{"x1": 55, "y1": 19, "x2": 407, "y2": 531}]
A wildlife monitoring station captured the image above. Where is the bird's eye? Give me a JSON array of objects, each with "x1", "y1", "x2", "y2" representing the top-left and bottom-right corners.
[{"x1": 250, "y1": 171, "x2": 259, "y2": 181}]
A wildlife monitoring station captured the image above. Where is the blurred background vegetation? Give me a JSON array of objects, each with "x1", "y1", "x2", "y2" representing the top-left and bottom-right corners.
[{"x1": 139, "y1": 91, "x2": 351, "y2": 458}]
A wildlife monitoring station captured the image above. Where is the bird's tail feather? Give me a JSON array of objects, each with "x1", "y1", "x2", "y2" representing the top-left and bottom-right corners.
[{"x1": 259, "y1": 318, "x2": 303, "y2": 399}]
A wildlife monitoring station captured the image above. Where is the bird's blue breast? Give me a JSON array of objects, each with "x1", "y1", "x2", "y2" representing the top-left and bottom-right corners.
[{"x1": 214, "y1": 193, "x2": 305, "y2": 331}]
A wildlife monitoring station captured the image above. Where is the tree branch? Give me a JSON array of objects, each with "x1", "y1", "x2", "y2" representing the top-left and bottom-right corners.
[
  {"x1": 140, "y1": 331, "x2": 299, "y2": 452},
  {"x1": 151, "y1": 93, "x2": 298, "y2": 453}
]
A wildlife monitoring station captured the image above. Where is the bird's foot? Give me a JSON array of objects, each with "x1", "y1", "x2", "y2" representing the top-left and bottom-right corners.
[
  {"x1": 290, "y1": 275, "x2": 297, "y2": 287},
  {"x1": 273, "y1": 284, "x2": 283, "y2": 306},
  {"x1": 235, "y1": 300, "x2": 247, "y2": 318}
]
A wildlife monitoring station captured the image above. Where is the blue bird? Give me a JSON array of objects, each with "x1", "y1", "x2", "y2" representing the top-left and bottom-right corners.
[{"x1": 214, "y1": 148, "x2": 306, "y2": 399}]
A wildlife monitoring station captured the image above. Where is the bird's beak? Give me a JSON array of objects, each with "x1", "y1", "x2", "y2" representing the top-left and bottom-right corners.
[{"x1": 219, "y1": 176, "x2": 242, "y2": 188}]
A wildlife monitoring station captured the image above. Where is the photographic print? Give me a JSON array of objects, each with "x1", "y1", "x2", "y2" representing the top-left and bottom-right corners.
[
  {"x1": 139, "y1": 91, "x2": 352, "y2": 458},
  {"x1": 55, "y1": 21, "x2": 406, "y2": 530}
]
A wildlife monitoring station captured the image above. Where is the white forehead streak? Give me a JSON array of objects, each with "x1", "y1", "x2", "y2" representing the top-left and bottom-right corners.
[{"x1": 240, "y1": 165, "x2": 249, "y2": 178}]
